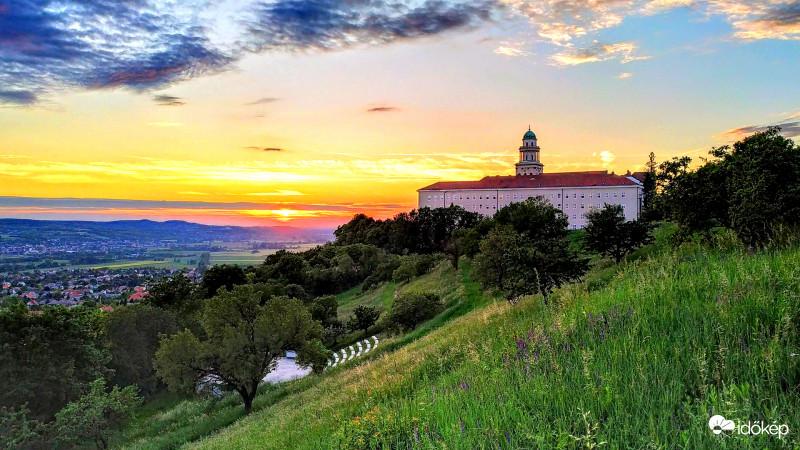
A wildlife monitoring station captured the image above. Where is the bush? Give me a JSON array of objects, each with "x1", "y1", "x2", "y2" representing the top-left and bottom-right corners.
[
  {"x1": 386, "y1": 292, "x2": 443, "y2": 332},
  {"x1": 347, "y1": 305, "x2": 380, "y2": 334}
]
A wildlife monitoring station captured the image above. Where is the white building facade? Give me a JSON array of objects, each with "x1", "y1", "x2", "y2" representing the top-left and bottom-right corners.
[{"x1": 418, "y1": 128, "x2": 644, "y2": 229}]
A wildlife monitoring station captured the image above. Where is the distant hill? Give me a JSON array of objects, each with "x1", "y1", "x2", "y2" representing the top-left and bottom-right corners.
[{"x1": 0, "y1": 219, "x2": 334, "y2": 246}]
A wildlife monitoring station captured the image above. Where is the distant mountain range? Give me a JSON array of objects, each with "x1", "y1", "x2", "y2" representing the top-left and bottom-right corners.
[{"x1": 0, "y1": 219, "x2": 335, "y2": 246}]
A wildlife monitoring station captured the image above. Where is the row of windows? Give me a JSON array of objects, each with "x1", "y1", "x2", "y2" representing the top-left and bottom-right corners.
[{"x1": 428, "y1": 191, "x2": 627, "y2": 201}]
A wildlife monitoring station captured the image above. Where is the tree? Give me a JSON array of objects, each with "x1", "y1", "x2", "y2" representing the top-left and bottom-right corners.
[
  {"x1": 658, "y1": 127, "x2": 800, "y2": 247},
  {"x1": 295, "y1": 339, "x2": 333, "y2": 375},
  {"x1": 584, "y1": 204, "x2": 653, "y2": 262},
  {"x1": 475, "y1": 225, "x2": 587, "y2": 303},
  {"x1": 259, "y1": 250, "x2": 310, "y2": 286},
  {"x1": 347, "y1": 305, "x2": 380, "y2": 334},
  {"x1": 642, "y1": 152, "x2": 659, "y2": 219},
  {"x1": 493, "y1": 196, "x2": 569, "y2": 241},
  {"x1": 0, "y1": 307, "x2": 109, "y2": 422},
  {"x1": 52, "y1": 378, "x2": 141, "y2": 450},
  {"x1": 144, "y1": 272, "x2": 197, "y2": 313},
  {"x1": 200, "y1": 264, "x2": 247, "y2": 298},
  {"x1": 386, "y1": 292, "x2": 442, "y2": 332},
  {"x1": 154, "y1": 285, "x2": 323, "y2": 414},
  {"x1": 104, "y1": 305, "x2": 179, "y2": 398},
  {"x1": 309, "y1": 296, "x2": 339, "y2": 327}
]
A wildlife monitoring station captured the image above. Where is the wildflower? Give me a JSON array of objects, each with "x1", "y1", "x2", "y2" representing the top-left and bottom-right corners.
[
  {"x1": 459, "y1": 381, "x2": 469, "y2": 391},
  {"x1": 412, "y1": 417, "x2": 420, "y2": 422},
  {"x1": 533, "y1": 351, "x2": 539, "y2": 361},
  {"x1": 504, "y1": 355, "x2": 509, "y2": 367},
  {"x1": 459, "y1": 417, "x2": 465, "y2": 435},
  {"x1": 600, "y1": 331, "x2": 605, "y2": 342},
  {"x1": 506, "y1": 431, "x2": 511, "y2": 444},
  {"x1": 587, "y1": 312, "x2": 594, "y2": 323},
  {"x1": 515, "y1": 337, "x2": 527, "y2": 352},
  {"x1": 414, "y1": 427, "x2": 420, "y2": 443}
]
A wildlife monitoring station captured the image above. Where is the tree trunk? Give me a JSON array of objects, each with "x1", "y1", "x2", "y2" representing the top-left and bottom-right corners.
[{"x1": 241, "y1": 390, "x2": 255, "y2": 414}]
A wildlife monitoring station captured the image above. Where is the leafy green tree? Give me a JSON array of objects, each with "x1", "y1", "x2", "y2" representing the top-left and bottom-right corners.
[
  {"x1": 347, "y1": 305, "x2": 380, "y2": 334},
  {"x1": 104, "y1": 305, "x2": 179, "y2": 398},
  {"x1": 641, "y1": 152, "x2": 659, "y2": 220},
  {"x1": 200, "y1": 264, "x2": 247, "y2": 298},
  {"x1": 258, "y1": 250, "x2": 310, "y2": 286},
  {"x1": 494, "y1": 196, "x2": 569, "y2": 241},
  {"x1": 475, "y1": 224, "x2": 587, "y2": 303},
  {"x1": 144, "y1": 272, "x2": 197, "y2": 313},
  {"x1": 295, "y1": 339, "x2": 333, "y2": 375},
  {"x1": 0, "y1": 406, "x2": 45, "y2": 449},
  {"x1": 154, "y1": 285, "x2": 323, "y2": 413},
  {"x1": 0, "y1": 307, "x2": 109, "y2": 422},
  {"x1": 584, "y1": 205, "x2": 653, "y2": 262},
  {"x1": 386, "y1": 292, "x2": 442, "y2": 332},
  {"x1": 52, "y1": 378, "x2": 141, "y2": 450},
  {"x1": 309, "y1": 296, "x2": 339, "y2": 327}
]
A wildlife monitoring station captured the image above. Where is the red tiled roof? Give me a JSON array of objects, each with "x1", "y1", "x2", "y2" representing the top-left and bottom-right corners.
[{"x1": 418, "y1": 171, "x2": 642, "y2": 191}]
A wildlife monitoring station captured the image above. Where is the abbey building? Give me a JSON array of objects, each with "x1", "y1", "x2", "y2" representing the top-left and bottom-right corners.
[{"x1": 418, "y1": 127, "x2": 644, "y2": 229}]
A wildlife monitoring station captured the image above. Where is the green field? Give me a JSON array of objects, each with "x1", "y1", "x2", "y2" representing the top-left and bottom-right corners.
[{"x1": 112, "y1": 234, "x2": 800, "y2": 449}]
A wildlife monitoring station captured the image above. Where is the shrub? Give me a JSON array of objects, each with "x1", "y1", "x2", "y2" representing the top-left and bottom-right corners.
[
  {"x1": 347, "y1": 305, "x2": 380, "y2": 334},
  {"x1": 386, "y1": 292, "x2": 443, "y2": 332}
]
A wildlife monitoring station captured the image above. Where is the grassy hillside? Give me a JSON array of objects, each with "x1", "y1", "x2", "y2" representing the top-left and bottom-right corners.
[{"x1": 117, "y1": 240, "x2": 800, "y2": 448}]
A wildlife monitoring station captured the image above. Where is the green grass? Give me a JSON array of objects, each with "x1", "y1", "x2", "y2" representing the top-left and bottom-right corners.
[{"x1": 115, "y1": 239, "x2": 800, "y2": 449}]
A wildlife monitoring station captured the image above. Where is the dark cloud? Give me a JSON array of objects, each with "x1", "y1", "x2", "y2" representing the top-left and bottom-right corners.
[
  {"x1": 0, "y1": 0, "x2": 496, "y2": 104},
  {"x1": 716, "y1": 120, "x2": 800, "y2": 139},
  {"x1": 245, "y1": 97, "x2": 281, "y2": 105},
  {"x1": 0, "y1": 90, "x2": 37, "y2": 105},
  {"x1": 367, "y1": 106, "x2": 399, "y2": 112},
  {"x1": 760, "y1": 3, "x2": 800, "y2": 26},
  {"x1": 243, "y1": 0, "x2": 496, "y2": 52},
  {"x1": 245, "y1": 146, "x2": 285, "y2": 152},
  {"x1": 153, "y1": 94, "x2": 185, "y2": 106},
  {"x1": 0, "y1": 0, "x2": 231, "y2": 102}
]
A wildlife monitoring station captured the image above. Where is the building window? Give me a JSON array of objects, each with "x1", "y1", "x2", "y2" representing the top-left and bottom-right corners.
[
  {"x1": 622, "y1": 192, "x2": 626, "y2": 198},
  {"x1": 614, "y1": 193, "x2": 618, "y2": 198},
  {"x1": 573, "y1": 193, "x2": 577, "y2": 198},
  {"x1": 557, "y1": 193, "x2": 561, "y2": 199},
  {"x1": 557, "y1": 203, "x2": 561, "y2": 208},
  {"x1": 605, "y1": 193, "x2": 609, "y2": 198},
  {"x1": 581, "y1": 193, "x2": 584, "y2": 199},
  {"x1": 427, "y1": 196, "x2": 431, "y2": 200},
  {"x1": 572, "y1": 214, "x2": 577, "y2": 219},
  {"x1": 581, "y1": 203, "x2": 585, "y2": 209}
]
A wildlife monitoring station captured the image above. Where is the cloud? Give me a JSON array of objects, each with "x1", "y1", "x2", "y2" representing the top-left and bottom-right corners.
[
  {"x1": 245, "y1": 97, "x2": 281, "y2": 105},
  {"x1": 153, "y1": 94, "x2": 185, "y2": 106},
  {"x1": 0, "y1": 90, "x2": 37, "y2": 105},
  {"x1": 245, "y1": 146, "x2": 285, "y2": 151},
  {"x1": 245, "y1": 190, "x2": 307, "y2": 196},
  {"x1": 242, "y1": 0, "x2": 496, "y2": 52},
  {"x1": 367, "y1": 106, "x2": 399, "y2": 113},
  {"x1": 616, "y1": 72, "x2": 633, "y2": 79},
  {"x1": 730, "y1": 2, "x2": 800, "y2": 40},
  {"x1": 494, "y1": 44, "x2": 530, "y2": 56},
  {"x1": 551, "y1": 41, "x2": 650, "y2": 65},
  {"x1": 600, "y1": 151, "x2": 617, "y2": 165},
  {"x1": 715, "y1": 120, "x2": 800, "y2": 139}
]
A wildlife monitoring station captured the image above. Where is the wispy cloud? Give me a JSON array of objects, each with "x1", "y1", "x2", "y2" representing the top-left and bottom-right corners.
[
  {"x1": 367, "y1": 106, "x2": 399, "y2": 113},
  {"x1": 153, "y1": 94, "x2": 185, "y2": 106},
  {"x1": 245, "y1": 190, "x2": 307, "y2": 196},
  {"x1": 551, "y1": 41, "x2": 650, "y2": 66},
  {"x1": 616, "y1": 72, "x2": 633, "y2": 79},
  {"x1": 245, "y1": 146, "x2": 285, "y2": 152},
  {"x1": 715, "y1": 120, "x2": 800, "y2": 139},
  {"x1": 494, "y1": 44, "x2": 530, "y2": 56},
  {"x1": 245, "y1": 97, "x2": 281, "y2": 105}
]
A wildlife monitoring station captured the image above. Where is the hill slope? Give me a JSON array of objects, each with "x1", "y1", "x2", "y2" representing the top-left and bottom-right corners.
[{"x1": 173, "y1": 243, "x2": 800, "y2": 449}]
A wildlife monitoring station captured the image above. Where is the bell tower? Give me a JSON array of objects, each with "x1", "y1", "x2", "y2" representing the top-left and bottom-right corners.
[{"x1": 515, "y1": 126, "x2": 544, "y2": 176}]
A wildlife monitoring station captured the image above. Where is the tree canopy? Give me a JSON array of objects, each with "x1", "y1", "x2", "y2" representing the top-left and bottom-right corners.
[{"x1": 154, "y1": 285, "x2": 323, "y2": 413}]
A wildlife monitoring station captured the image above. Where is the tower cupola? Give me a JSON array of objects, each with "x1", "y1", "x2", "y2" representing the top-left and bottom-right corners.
[{"x1": 515, "y1": 125, "x2": 544, "y2": 176}]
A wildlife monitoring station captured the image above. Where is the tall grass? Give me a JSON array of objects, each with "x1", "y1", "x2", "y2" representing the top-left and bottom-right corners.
[{"x1": 188, "y1": 243, "x2": 800, "y2": 449}]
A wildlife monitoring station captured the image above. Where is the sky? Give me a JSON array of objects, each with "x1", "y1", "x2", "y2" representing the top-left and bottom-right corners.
[{"x1": 1, "y1": 0, "x2": 799, "y2": 228}]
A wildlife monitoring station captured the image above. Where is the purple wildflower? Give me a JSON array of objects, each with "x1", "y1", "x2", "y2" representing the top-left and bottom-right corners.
[
  {"x1": 587, "y1": 312, "x2": 594, "y2": 323},
  {"x1": 414, "y1": 427, "x2": 420, "y2": 442},
  {"x1": 515, "y1": 337, "x2": 527, "y2": 352},
  {"x1": 600, "y1": 330, "x2": 605, "y2": 342},
  {"x1": 459, "y1": 417, "x2": 465, "y2": 435},
  {"x1": 533, "y1": 351, "x2": 539, "y2": 361},
  {"x1": 506, "y1": 431, "x2": 511, "y2": 444},
  {"x1": 459, "y1": 381, "x2": 469, "y2": 391},
  {"x1": 504, "y1": 355, "x2": 509, "y2": 367}
]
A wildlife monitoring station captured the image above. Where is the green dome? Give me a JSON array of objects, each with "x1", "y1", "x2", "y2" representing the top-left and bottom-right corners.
[{"x1": 523, "y1": 129, "x2": 537, "y2": 140}]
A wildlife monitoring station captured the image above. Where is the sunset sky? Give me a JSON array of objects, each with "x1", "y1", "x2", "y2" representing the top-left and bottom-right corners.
[{"x1": 1, "y1": 0, "x2": 799, "y2": 228}]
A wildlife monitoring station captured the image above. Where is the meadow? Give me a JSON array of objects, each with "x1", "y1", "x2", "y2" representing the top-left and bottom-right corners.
[{"x1": 112, "y1": 229, "x2": 800, "y2": 448}]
